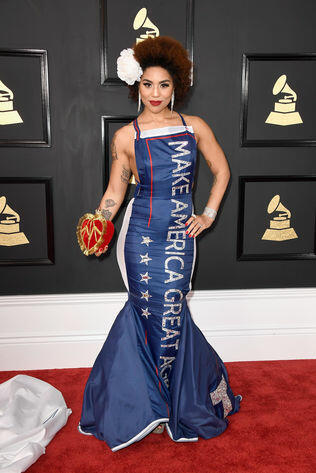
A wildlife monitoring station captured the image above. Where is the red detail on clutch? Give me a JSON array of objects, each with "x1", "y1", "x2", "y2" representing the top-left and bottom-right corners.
[{"x1": 76, "y1": 212, "x2": 114, "y2": 256}]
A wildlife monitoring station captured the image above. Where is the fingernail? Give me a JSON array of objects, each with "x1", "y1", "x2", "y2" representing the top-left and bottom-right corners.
[
  {"x1": 185, "y1": 230, "x2": 188, "y2": 234},
  {"x1": 185, "y1": 222, "x2": 187, "y2": 226},
  {"x1": 193, "y1": 235, "x2": 196, "y2": 238},
  {"x1": 189, "y1": 234, "x2": 192, "y2": 238}
]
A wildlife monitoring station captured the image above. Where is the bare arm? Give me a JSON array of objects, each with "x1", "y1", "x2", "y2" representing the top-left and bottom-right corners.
[
  {"x1": 96, "y1": 128, "x2": 132, "y2": 221},
  {"x1": 195, "y1": 116, "x2": 230, "y2": 212},
  {"x1": 185, "y1": 116, "x2": 230, "y2": 237}
]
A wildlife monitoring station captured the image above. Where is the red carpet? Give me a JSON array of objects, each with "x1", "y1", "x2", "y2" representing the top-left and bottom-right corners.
[{"x1": 1, "y1": 360, "x2": 315, "y2": 473}]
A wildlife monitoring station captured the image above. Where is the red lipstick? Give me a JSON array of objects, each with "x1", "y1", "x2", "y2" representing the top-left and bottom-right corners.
[{"x1": 149, "y1": 101, "x2": 162, "y2": 106}]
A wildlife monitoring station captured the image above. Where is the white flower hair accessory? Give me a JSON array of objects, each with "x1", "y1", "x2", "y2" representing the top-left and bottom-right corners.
[{"x1": 117, "y1": 48, "x2": 143, "y2": 85}]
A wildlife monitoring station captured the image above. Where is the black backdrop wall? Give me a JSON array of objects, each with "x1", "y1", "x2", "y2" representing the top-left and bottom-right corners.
[{"x1": 0, "y1": 0, "x2": 315, "y2": 295}]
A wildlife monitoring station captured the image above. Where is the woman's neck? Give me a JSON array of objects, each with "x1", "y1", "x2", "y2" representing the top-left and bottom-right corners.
[{"x1": 138, "y1": 107, "x2": 178, "y2": 127}]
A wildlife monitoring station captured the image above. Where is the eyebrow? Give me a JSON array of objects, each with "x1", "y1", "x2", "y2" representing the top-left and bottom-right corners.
[{"x1": 141, "y1": 79, "x2": 171, "y2": 83}]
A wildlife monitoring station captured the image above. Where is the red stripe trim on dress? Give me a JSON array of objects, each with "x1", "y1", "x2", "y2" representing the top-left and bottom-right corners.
[
  {"x1": 147, "y1": 132, "x2": 194, "y2": 142},
  {"x1": 145, "y1": 139, "x2": 153, "y2": 227},
  {"x1": 155, "y1": 365, "x2": 162, "y2": 392},
  {"x1": 133, "y1": 119, "x2": 140, "y2": 141}
]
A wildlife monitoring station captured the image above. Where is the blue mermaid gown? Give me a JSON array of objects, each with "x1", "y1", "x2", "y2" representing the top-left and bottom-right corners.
[{"x1": 78, "y1": 112, "x2": 241, "y2": 451}]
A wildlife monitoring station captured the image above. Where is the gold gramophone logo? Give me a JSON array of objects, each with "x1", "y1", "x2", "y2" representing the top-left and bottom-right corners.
[
  {"x1": 265, "y1": 74, "x2": 303, "y2": 126},
  {"x1": 133, "y1": 7, "x2": 159, "y2": 44},
  {"x1": 0, "y1": 80, "x2": 23, "y2": 125},
  {"x1": 0, "y1": 196, "x2": 29, "y2": 246},
  {"x1": 261, "y1": 194, "x2": 298, "y2": 241}
]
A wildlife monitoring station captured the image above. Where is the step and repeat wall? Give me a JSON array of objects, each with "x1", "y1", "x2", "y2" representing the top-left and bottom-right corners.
[{"x1": 0, "y1": 0, "x2": 315, "y2": 295}]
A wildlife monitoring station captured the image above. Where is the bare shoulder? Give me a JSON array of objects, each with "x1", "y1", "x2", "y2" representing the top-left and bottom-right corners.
[
  {"x1": 183, "y1": 114, "x2": 216, "y2": 143},
  {"x1": 112, "y1": 122, "x2": 134, "y2": 149},
  {"x1": 182, "y1": 114, "x2": 213, "y2": 134}
]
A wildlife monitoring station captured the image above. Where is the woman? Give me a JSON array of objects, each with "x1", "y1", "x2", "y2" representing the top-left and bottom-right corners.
[{"x1": 78, "y1": 36, "x2": 242, "y2": 452}]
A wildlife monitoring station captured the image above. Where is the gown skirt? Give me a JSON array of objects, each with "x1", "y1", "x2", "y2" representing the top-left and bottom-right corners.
[{"x1": 78, "y1": 112, "x2": 241, "y2": 451}]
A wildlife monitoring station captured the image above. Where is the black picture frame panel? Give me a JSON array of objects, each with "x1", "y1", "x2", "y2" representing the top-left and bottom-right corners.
[
  {"x1": 0, "y1": 177, "x2": 54, "y2": 265},
  {"x1": 237, "y1": 176, "x2": 316, "y2": 260},
  {"x1": 0, "y1": 49, "x2": 51, "y2": 147},
  {"x1": 240, "y1": 53, "x2": 316, "y2": 147}
]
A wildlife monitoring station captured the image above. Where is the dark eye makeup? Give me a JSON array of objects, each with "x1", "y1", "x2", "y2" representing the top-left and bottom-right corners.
[{"x1": 143, "y1": 82, "x2": 170, "y2": 87}]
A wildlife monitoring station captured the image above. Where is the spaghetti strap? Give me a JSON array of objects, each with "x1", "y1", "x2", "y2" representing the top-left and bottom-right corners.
[
  {"x1": 133, "y1": 118, "x2": 140, "y2": 141},
  {"x1": 177, "y1": 112, "x2": 188, "y2": 129}
]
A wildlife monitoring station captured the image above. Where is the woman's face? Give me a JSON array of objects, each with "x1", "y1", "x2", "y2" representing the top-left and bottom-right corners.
[{"x1": 139, "y1": 66, "x2": 174, "y2": 113}]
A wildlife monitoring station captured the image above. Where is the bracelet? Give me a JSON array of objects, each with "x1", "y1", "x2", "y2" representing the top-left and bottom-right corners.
[
  {"x1": 95, "y1": 208, "x2": 108, "y2": 219},
  {"x1": 203, "y1": 206, "x2": 217, "y2": 220}
]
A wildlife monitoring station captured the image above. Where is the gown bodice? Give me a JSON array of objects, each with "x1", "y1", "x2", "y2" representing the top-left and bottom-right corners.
[{"x1": 132, "y1": 112, "x2": 197, "y2": 213}]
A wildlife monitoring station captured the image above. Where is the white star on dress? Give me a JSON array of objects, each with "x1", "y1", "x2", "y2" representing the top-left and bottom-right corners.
[
  {"x1": 141, "y1": 236, "x2": 154, "y2": 246},
  {"x1": 141, "y1": 307, "x2": 151, "y2": 319},
  {"x1": 140, "y1": 272, "x2": 152, "y2": 284},
  {"x1": 139, "y1": 253, "x2": 152, "y2": 265},
  {"x1": 140, "y1": 290, "x2": 152, "y2": 301}
]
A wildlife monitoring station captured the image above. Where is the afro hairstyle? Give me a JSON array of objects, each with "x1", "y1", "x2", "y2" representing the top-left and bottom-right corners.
[{"x1": 128, "y1": 36, "x2": 192, "y2": 107}]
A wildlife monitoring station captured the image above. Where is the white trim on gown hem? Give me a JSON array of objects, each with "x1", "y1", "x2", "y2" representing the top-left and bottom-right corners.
[
  {"x1": 77, "y1": 423, "x2": 93, "y2": 436},
  {"x1": 78, "y1": 418, "x2": 171, "y2": 451},
  {"x1": 166, "y1": 423, "x2": 198, "y2": 442},
  {"x1": 111, "y1": 417, "x2": 170, "y2": 451}
]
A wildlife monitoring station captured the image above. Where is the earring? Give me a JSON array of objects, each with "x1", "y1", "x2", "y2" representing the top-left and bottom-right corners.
[
  {"x1": 138, "y1": 90, "x2": 142, "y2": 113},
  {"x1": 170, "y1": 90, "x2": 175, "y2": 115}
]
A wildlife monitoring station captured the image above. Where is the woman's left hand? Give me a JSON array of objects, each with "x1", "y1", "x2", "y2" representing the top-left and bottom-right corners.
[{"x1": 185, "y1": 213, "x2": 214, "y2": 238}]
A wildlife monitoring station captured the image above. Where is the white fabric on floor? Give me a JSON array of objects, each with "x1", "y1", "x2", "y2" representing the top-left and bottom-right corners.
[{"x1": 0, "y1": 375, "x2": 72, "y2": 473}]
